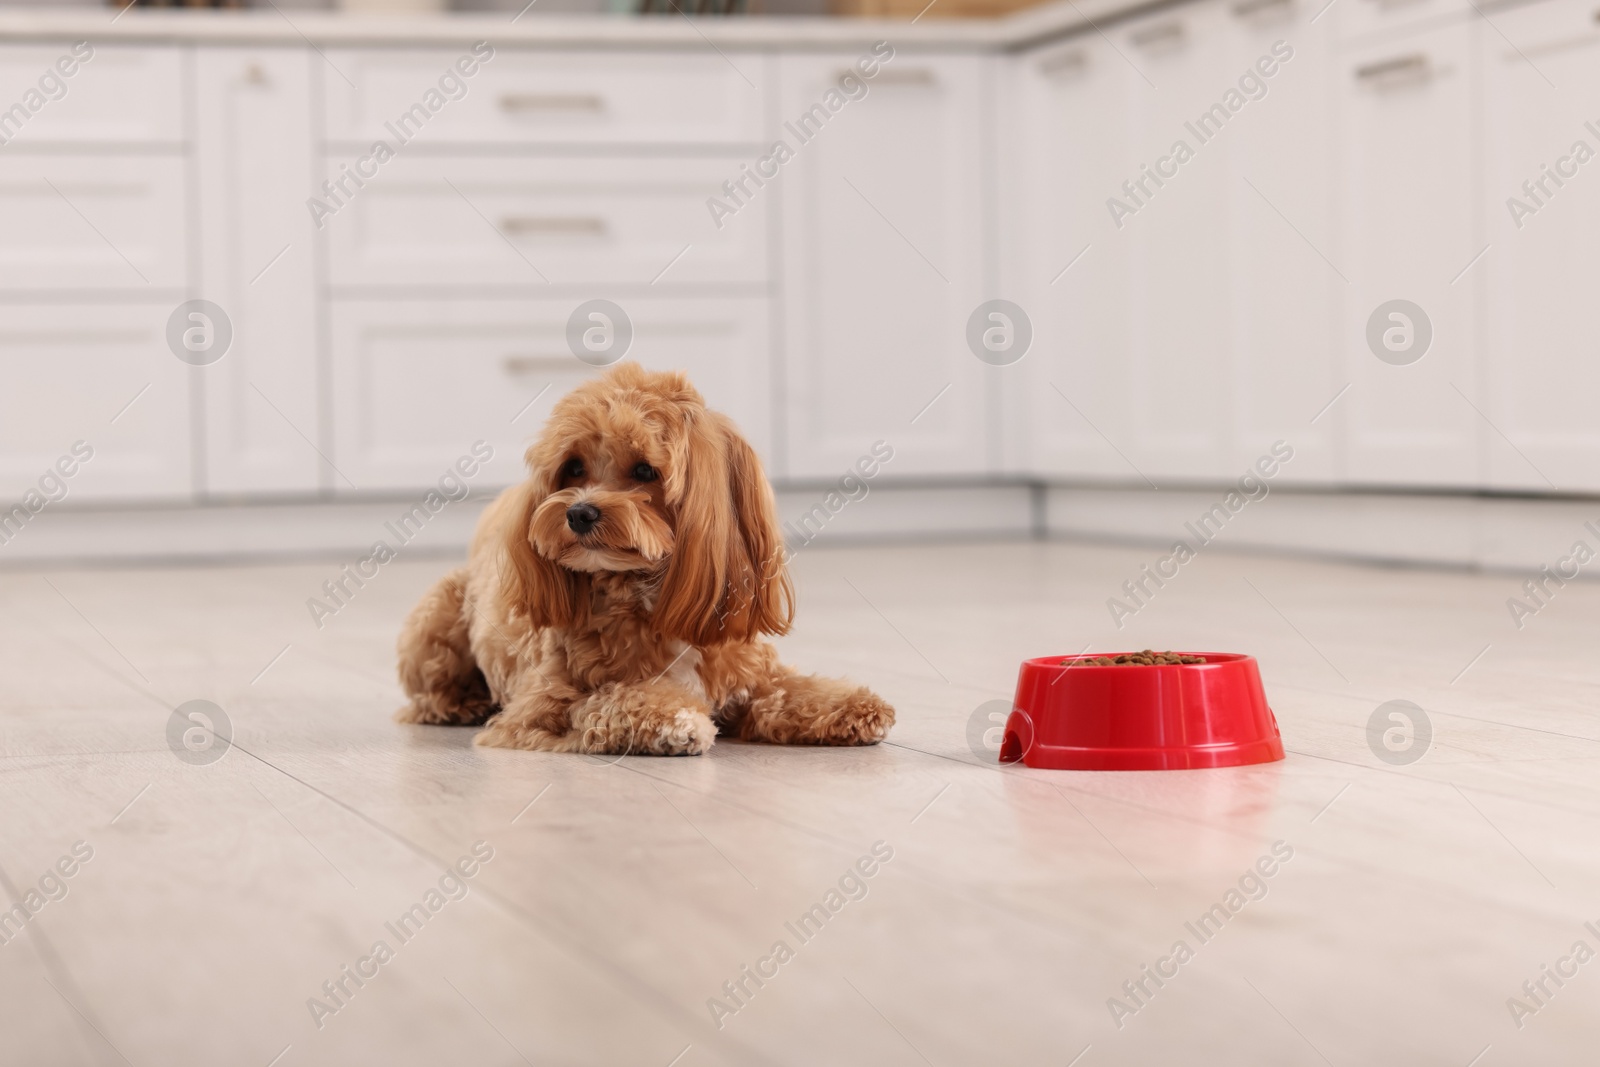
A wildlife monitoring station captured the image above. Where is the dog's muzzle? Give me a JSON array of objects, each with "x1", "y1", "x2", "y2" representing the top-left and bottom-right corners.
[{"x1": 566, "y1": 501, "x2": 601, "y2": 535}]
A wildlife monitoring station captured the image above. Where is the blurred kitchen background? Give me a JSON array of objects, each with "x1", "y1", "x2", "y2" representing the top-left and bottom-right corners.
[{"x1": 0, "y1": 0, "x2": 1595, "y2": 575}]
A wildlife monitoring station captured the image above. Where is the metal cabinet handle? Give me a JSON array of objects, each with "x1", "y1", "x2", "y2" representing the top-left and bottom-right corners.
[
  {"x1": 1130, "y1": 21, "x2": 1186, "y2": 47},
  {"x1": 1506, "y1": 29, "x2": 1600, "y2": 60},
  {"x1": 499, "y1": 216, "x2": 608, "y2": 236},
  {"x1": 1355, "y1": 53, "x2": 1433, "y2": 81},
  {"x1": 836, "y1": 68, "x2": 937, "y2": 85},
  {"x1": 1230, "y1": 0, "x2": 1290, "y2": 16},
  {"x1": 499, "y1": 93, "x2": 605, "y2": 112},
  {"x1": 503, "y1": 355, "x2": 575, "y2": 374},
  {"x1": 1038, "y1": 49, "x2": 1089, "y2": 76}
]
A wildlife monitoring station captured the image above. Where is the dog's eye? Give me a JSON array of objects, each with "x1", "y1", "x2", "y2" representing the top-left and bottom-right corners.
[
  {"x1": 632, "y1": 462, "x2": 658, "y2": 483},
  {"x1": 561, "y1": 458, "x2": 585, "y2": 480}
]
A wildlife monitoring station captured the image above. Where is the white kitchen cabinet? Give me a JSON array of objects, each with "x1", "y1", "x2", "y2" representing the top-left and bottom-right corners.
[
  {"x1": 778, "y1": 53, "x2": 989, "y2": 480},
  {"x1": 0, "y1": 304, "x2": 190, "y2": 503},
  {"x1": 1480, "y1": 0, "x2": 1600, "y2": 492},
  {"x1": 1023, "y1": 0, "x2": 1303, "y2": 486},
  {"x1": 1334, "y1": 0, "x2": 1472, "y2": 44},
  {"x1": 1015, "y1": 0, "x2": 1418, "y2": 491},
  {"x1": 0, "y1": 44, "x2": 183, "y2": 145},
  {"x1": 1118, "y1": 1, "x2": 1237, "y2": 481},
  {"x1": 1335, "y1": 19, "x2": 1481, "y2": 488},
  {"x1": 330, "y1": 298, "x2": 771, "y2": 492},
  {"x1": 1006, "y1": 33, "x2": 1139, "y2": 481},
  {"x1": 195, "y1": 47, "x2": 322, "y2": 497},
  {"x1": 323, "y1": 155, "x2": 766, "y2": 291},
  {"x1": 1222, "y1": 0, "x2": 1339, "y2": 481},
  {"x1": 0, "y1": 4, "x2": 1588, "y2": 519},
  {"x1": 322, "y1": 48, "x2": 768, "y2": 147},
  {"x1": 0, "y1": 154, "x2": 187, "y2": 292},
  {"x1": 0, "y1": 41, "x2": 192, "y2": 508}
]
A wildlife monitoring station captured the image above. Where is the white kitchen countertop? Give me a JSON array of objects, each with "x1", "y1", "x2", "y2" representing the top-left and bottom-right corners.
[{"x1": 0, "y1": 0, "x2": 1167, "y2": 52}]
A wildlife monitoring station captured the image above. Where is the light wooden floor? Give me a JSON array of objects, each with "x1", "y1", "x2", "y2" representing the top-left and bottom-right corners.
[{"x1": 2, "y1": 537, "x2": 1598, "y2": 1067}]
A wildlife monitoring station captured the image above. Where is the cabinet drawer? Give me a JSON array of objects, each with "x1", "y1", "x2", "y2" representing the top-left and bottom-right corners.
[
  {"x1": 323, "y1": 49, "x2": 766, "y2": 146},
  {"x1": 0, "y1": 304, "x2": 190, "y2": 503},
  {"x1": 0, "y1": 44, "x2": 183, "y2": 145},
  {"x1": 1480, "y1": 0, "x2": 1600, "y2": 491},
  {"x1": 0, "y1": 156, "x2": 187, "y2": 291},
  {"x1": 1335, "y1": 0, "x2": 1473, "y2": 43},
  {"x1": 324, "y1": 156, "x2": 765, "y2": 289},
  {"x1": 330, "y1": 298, "x2": 771, "y2": 492},
  {"x1": 196, "y1": 47, "x2": 322, "y2": 497},
  {"x1": 1336, "y1": 23, "x2": 1480, "y2": 487},
  {"x1": 779, "y1": 54, "x2": 989, "y2": 479},
  {"x1": 1480, "y1": 0, "x2": 1600, "y2": 54}
]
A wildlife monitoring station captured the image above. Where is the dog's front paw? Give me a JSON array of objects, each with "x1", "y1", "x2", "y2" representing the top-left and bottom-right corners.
[
  {"x1": 579, "y1": 703, "x2": 715, "y2": 757},
  {"x1": 396, "y1": 694, "x2": 498, "y2": 726},
  {"x1": 475, "y1": 712, "x2": 570, "y2": 751},
  {"x1": 656, "y1": 707, "x2": 717, "y2": 756},
  {"x1": 824, "y1": 688, "x2": 895, "y2": 746}
]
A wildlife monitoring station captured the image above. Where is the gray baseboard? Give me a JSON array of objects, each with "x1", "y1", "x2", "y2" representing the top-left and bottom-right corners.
[
  {"x1": 1044, "y1": 485, "x2": 1600, "y2": 577},
  {"x1": 1, "y1": 479, "x2": 1596, "y2": 578},
  {"x1": 0, "y1": 482, "x2": 1039, "y2": 568}
]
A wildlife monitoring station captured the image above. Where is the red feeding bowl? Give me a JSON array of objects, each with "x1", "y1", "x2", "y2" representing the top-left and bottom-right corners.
[{"x1": 1000, "y1": 653, "x2": 1284, "y2": 771}]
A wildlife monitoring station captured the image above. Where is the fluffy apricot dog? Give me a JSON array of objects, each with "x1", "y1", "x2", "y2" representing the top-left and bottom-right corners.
[{"x1": 395, "y1": 363, "x2": 895, "y2": 755}]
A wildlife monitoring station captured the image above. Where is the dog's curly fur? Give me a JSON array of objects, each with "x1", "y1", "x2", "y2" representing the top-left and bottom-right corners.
[{"x1": 395, "y1": 363, "x2": 895, "y2": 756}]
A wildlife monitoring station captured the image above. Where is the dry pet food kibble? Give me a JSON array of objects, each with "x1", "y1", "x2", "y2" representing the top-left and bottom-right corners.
[{"x1": 1070, "y1": 650, "x2": 1207, "y2": 666}]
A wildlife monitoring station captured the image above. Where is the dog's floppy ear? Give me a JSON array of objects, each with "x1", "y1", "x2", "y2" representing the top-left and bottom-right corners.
[
  {"x1": 500, "y1": 478, "x2": 585, "y2": 629},
  {"x1": 653, "y1": 413, "x2": 792, "y2": 646},
  {"x1": 718, "y1": 412, "x2": 793, "y2": 639}
]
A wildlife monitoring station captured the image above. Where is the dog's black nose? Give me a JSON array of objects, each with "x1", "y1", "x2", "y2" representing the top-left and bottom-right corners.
[{"x1": 566, "y1": 502, "x2": 601, "y2": 535}]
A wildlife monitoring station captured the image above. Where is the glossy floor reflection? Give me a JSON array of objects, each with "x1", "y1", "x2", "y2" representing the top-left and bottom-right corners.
[{"x1": 0, "y1": 537, "x2": 1595, "y2": 1066}]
